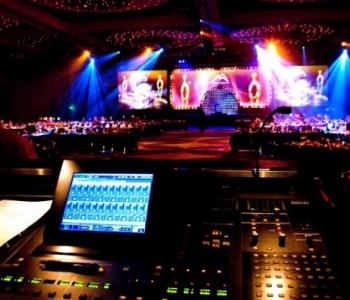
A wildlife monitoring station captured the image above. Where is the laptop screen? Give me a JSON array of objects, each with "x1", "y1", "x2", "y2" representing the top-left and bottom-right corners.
[{"x1": 60, "y1": 172, "x2": 153, "y2": 234}]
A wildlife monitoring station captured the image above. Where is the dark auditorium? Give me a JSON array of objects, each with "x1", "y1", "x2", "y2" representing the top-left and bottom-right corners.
[{"x1": 1, "y1": 1, "x2": 350, "y2": 299}]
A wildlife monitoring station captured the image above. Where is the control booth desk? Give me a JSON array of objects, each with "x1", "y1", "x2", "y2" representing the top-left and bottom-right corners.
[{"x1": 0, "y1": 159, "x2": 349, "y2": 300}]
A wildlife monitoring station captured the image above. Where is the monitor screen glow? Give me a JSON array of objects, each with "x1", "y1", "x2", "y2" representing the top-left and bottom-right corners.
[{"x1": 60, "y1": 173, "x2": 153, "y2": 234}]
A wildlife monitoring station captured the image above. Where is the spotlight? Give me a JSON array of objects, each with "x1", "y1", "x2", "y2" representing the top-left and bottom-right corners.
[
  {"x1": 145, "y1": 47, "x2": 152, "y2": 55},
  {"x1": 90, "y1": 57, "x2": 95, "y2": 64},
  {"x1": 342, "y1": 49, "x2": 348, "y2": 56},
  {"x1": 267, "y1": 43, "x2": 276, "y2": 52},
  {"x1": 200, "y1": 19, "x2": 203, "y2": 23},
  {"x1": 341, "y1": 41, "x2": 350, "y2": 47},
  {"x1": 159, "y1": 48, "x2": 164, "y2": 52},
  {"x1": 302, "y1": 46, "x2": 305, "y2": 49},
  {"x1": 83, "y1": 50, "x2": 91, "y2": 58},
  {"x1": 116, "y1": 51, "x2": 121, "y2": 55}
]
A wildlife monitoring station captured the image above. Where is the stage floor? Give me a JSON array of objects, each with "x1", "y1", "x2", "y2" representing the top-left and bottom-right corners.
[{"x1": 127, "y1": 126, "x2": 296, "y2": 170}]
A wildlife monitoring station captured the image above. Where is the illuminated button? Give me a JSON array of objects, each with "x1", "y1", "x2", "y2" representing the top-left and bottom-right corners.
[
  {"x1": 217, "y1": 289, "x2": 228, "y2": 297},
  {"x1": 301, "y1": 294, "x2": 308, "y2": 298},
  {"x1": 222, "y1": 241, "x2": 231, "y2": 247},
  {"x1": 58, "y1": 280, "x2": 70, "y2": 286},
  {"x1": 1, "y1": 275, "x2": 13, "y2": 282},
  {"x1": 63, "y1": 292, "x2": 72, "y2": 299},
  {"x1": 275, "y1": 275, "x2": 282, "y2": 279},
  {"x1": 166, "y1": 287, "x2": 178, "y2": 294},
  {"x1": 103, "y1": 282, "x2": 111, "y2": 290},
  {"x1": 255, "y1": 283, "x2": 262, "y2": 288},
  {"x1": 278, "y1": 294, "x2": 285, "y2": 298},
  {"x1": 79, "y1": 294, "x2": 88, "y2": 300},
  {"x1": 122, "y1": 266, "x2": 130, "y2": 272},
  {"x1": 14, "y1": 276, "x2": 25, "y2": 283},
  {"x1": 267, "y1": 293, "x2": 274, "y2": 297},
  {"x1": 266, "y1": 283, "x2": 272, "y2": 288},
  {"x1": 73, "y1": 281, "x2": 85, "y2": 288},
  {"x1": 274, "y1": 267, "x2": 281, "y2": 271},
  {"x1": 256, "y1": 292, "x2": 263, "y2": 297},
  {"x1": 277, "y1": 284, "x2": 283, "y2": 288},
  {"x1": 31, "y1": 277, "x2": 42, "y2": 284},
  {"x1": 312, "y1": 295, "x2": 320, "y2": 299},
  {"x1": 87, "y1": 282, "x2": 99, "y2": 289},
  {"x1": 199, "y1": 288, "x2": 211, "y2": 296},
  {"x1": 119, "y1": 296, "x2": 127, "y2": 300}
]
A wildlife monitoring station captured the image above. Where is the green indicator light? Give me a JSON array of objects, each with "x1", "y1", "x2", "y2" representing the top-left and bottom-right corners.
[
  {"x1": 217, "y1": 289, "x2": 228, "y2": 297},
  {"x1": 87, "y1": 282, "x2": 99, "y2": 289},
  {"x1": 1, "y1": 275, "x2": 13, "y2": 282},
  {"x1": 199, "y1": 288, "x2": 211, "y2": 296},
  {"x1": 73, "y1": 281, "x2": 85, "y2": 288},
  {"x1": 166, "y1": 287, "x2": 178, "y2": 294},
  {"x1": 58, "y1": 280, "x2": 70, "y2": 286},
  {"x1": 103, "y1": 282, "x2": 111, "y2": 289},
  {"x1": 30, "y1": 277, "x2": 42, "y2": 284},
  {"x1": 183, "y1": 288, "x2": 189, "y2": 295},
  {"x1": 14, "y1": 276, "x2": 25, "y2": 283}
]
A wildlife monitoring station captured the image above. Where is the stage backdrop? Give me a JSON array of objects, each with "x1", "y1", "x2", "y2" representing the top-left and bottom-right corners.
[
  {"x1": 170, "y1": 68, "x2": 271, "y2": 115},
  {"x1": 118, "y1": 70, "x2": 168, "y2": 110},
  {"x1": 272, "y1": 65, "x2": 328, "y2": 108}
]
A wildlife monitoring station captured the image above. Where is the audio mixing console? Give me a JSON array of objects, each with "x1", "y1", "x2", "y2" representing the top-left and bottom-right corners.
[{"x1": 0, "y1": 161, "x2": 347, "y2": 300}]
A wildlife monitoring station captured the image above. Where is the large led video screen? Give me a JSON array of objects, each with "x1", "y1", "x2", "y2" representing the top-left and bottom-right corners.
[
  {"x1": 273, "y1": 65, "x2": 328, "y2": 107},
  {"x1": 118, "y1": 70, "x2": 168, "y2": 109},
  {"x1": 170, "y1": 68, "x2": 271, "y2": 115}
]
